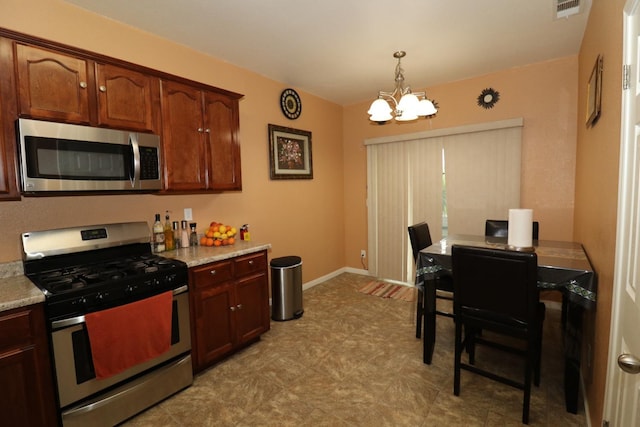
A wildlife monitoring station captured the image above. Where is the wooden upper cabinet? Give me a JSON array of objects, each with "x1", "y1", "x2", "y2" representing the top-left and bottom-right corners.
[
  {"x1": 95, "y1": 63, "x2": 159, "y2": 132},
  {"x1": 161, "y1": 80, "x2": 242, "y2": 193},
  {"x1": 0, "y1": 37, "x2": 20, "y2": 199},
  {"x1": 14, "y1": 43, "x2": 160, "y2": 132},
  {"x1": 0, "y1": 30, "x2": 244, "y2": 199},
  {"x1": 161, "y1": 80, "x2": 208, "y2": 191},
  {"x1": 203, "y1": 91, "x2": 242, "y2": 191},
  {"x1": 15, "y1": 43, "x2": 92, "y2": 124}
]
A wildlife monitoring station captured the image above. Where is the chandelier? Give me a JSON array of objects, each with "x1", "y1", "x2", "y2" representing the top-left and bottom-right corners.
[{"x1": 367, "y1": 51, "x2": 437, "y2": 124}]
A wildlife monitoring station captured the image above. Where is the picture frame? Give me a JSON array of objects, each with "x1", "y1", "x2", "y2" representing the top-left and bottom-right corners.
[
  {"x1": 586, "y1": 55, "x2": 603, "y2": 127},
  {"x1": 268, "y1": 124, "x2": 313, "y2": 180}
]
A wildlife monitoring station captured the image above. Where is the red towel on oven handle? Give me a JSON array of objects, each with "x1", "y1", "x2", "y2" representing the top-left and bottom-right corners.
[{"x1": 85, "y1": 291, "x2": 173, "y2": 380}]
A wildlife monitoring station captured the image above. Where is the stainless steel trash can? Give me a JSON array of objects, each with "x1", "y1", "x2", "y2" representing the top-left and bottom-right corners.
[{"x1": 271, "y1": 256, "x2": 303, "y2": 321}]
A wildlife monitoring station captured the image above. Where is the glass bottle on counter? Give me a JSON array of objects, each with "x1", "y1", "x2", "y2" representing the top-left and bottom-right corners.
[
  {"x1": 153, "y1": 213, "x2": 165, "y2": 253},
  {"x1": 164, "y1": 211, "x2": 174, "y2": 251},
  {"x1": 189, "y1": 223, "x2": 199, "y2": 246},
  {"x1": 180, "y1": 220, "x2": 190, "y2": 248},
  {"x1": 173, "y1": 221, "x2": 181, "y2": 249}
]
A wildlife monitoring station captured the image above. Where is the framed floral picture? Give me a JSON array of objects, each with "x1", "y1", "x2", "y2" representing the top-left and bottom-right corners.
[{"x1": 268, "y1": 124, "x2": 313, "y2": 180}]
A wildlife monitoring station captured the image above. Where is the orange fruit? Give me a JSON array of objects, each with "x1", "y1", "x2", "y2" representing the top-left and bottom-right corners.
[
  {"x1": 205, "y1": 229, "x2": 214, "y2": 238},
  {"x1": 228, "y1": 237, "x2": 235, "y2": 245},
  {"x1": 222, "y1": 238, "x2": 229, "y2": 246},
  {"x1": 213, "y1": 239, "x2": 222, "y2": 247},
  {"x1": 206, "y1": 237, "x2": 214, "y2": 247},
  {"x1": 200, "y1": 236, "x2": 208, "y2": 246}
]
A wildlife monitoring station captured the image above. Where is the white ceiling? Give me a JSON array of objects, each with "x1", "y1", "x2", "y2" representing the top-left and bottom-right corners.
[{"x1": 63, "y1": 0, "x2": 591, "y2": 106}]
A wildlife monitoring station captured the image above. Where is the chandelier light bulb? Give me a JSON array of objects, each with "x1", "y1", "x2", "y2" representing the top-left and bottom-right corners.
[
  {"x1": 416, "y1": 99, "x2": 437, "y2": 116},
  {"x1": 367, "y1": 98, "x2": 393, "y2": 122}
]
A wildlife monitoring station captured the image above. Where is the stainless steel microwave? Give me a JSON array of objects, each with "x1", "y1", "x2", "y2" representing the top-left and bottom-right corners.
[{"x1": 17, "y1": 118, "x2": 162, "y2": 193}]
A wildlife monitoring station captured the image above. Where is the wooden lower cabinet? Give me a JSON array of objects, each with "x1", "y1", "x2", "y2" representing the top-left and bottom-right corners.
[
  {"x1": 189, "y1": 250, "x2": 269, "y2": 373},
  {"x1": 0, "y1": 304, "x2": 57, "y2": 427}
]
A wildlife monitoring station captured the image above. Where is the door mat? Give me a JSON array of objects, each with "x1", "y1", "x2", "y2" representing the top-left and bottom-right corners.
[{"x1": 357, "y1": 281, "x2": 416, "y2": 302}]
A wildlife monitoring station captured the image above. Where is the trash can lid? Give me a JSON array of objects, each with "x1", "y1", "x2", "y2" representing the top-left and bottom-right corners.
[{"x1": 270, "y1": 256, "x2": 302, "y2": 268}]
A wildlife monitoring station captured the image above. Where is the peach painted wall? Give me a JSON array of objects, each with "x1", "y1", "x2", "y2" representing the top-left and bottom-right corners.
[
  {"x1": 574, "y1": 0, "x2": 625, "y2": 424},
  {"x1": 0, "y1": 0, "x2": 345, "y2": 283},
  {"x1": 343, "y1": 57, "x2": 579, "y2": 269}
]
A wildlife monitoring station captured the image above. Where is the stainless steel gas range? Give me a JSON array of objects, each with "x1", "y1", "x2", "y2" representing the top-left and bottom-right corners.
[{"x1": 21, "y1": 222, "x2": 193, "y2": 427}]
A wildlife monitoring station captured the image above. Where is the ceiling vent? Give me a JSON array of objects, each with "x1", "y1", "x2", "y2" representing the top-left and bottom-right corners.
[{"x1": 555, "y1": 0, "x2": 582, "y2": 19}]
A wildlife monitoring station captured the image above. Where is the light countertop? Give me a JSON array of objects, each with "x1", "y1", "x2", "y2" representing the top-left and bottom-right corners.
[{"x1": 0, "y1": 241, "x2": 271, "y2": 312}]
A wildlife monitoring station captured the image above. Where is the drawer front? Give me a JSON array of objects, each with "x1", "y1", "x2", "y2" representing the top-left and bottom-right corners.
[
  {"x1": 234, "y1": 251, "x2": 267, "y2": 278},
  {"x1": 191, "y1": 260, "x2": 233, "y2": 288}
]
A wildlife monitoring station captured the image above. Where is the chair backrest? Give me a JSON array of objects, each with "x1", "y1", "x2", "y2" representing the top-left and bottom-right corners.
[
  {"x1": 451, "y1": 245, "x2": 538, "y2": 326},
  {"x1": 407, "y1": 222, "x2": 433, "y2": 262},
  {"x1": 485, "y1": 219, "x2": 539, "y2": 240}
]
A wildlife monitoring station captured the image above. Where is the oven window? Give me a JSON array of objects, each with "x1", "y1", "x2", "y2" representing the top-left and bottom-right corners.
[
  {"x1": 25, "y1": 136, "x2": 132, "y2": 180},
  {"x1": 72, "y1": 328, "x2": 95, "y2": 384},
  {"x1": 171, "y1": 300, "x2": 179, "y2": 345}
]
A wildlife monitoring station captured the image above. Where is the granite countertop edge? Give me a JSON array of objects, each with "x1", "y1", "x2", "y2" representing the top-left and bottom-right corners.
[{"x1": 0, "y1": 241, "x2": 272, "y2": 313}]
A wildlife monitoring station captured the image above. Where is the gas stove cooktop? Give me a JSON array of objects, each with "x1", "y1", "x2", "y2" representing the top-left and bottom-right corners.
[
  {"x1": 21, "y1": 222, "x2": 188, "y2": 321},
  {"x1": 33, "y1": 253, "x2": 182, "y2": 294}
]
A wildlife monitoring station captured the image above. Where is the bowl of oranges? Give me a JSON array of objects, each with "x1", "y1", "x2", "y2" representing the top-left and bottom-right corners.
[{"x1": 200, "y1": 222, "x2": 238, "y2": 247}]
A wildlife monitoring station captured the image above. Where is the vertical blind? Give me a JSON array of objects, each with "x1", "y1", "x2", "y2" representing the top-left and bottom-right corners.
[{"x1": 365, "y1": 119, "x2": 523, "y2": 283}]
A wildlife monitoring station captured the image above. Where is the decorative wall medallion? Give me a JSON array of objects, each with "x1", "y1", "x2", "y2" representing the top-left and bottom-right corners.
[
  {"x1": 477, "y1": 88, "x2": 500, "y2": 109},
  {"x1": 280, "y1": 88, "x2": 302, "y2": 120}
]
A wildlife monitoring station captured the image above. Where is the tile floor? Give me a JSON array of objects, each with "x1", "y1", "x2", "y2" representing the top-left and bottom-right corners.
[{"x1": 123, "y1": 272, "x2": 587, "y2": 426}]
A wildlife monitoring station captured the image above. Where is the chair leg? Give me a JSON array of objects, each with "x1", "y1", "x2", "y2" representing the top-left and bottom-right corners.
[
  {"x1": 464, "y1": 326, "x2": 476, "y2": 364},
  {"x1": 523, "y1": 355, "x2": 532, "y2": 424},
  {"x1": 416, "y1": 289, "x2": 423, "y2": 339},
  {"x1": 454, "y1": 320, "x2": 463, "y2": 396},
  {"x1": 534, "y1": 324, "x2": 543, "y2": 387}
]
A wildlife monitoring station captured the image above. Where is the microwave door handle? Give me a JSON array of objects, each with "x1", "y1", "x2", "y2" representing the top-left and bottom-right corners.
[{"x1": 129, "y1": 133, "x2": 141, "y2": 188}]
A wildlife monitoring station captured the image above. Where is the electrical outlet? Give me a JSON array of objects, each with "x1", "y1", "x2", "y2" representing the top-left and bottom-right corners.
[
  {"x1": 361, "y1": 250, "x2": 366, "y2": 258},
  {"x1": 184, "y1": 208, "x2": 193, "y2": 221}
]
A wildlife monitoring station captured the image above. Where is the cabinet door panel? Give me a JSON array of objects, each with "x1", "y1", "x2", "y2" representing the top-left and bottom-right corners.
[
  {"x1": 15, "y1": 43, "x2": 91, "y2": 123},
  {"x1": 192, "y1": 284, "x2": 235, "y2": 370},
  {"x1": 235, "y1": 274, "x2": 269, "y2": 344},
  {"x1": 0, "y1": 305, "x2": 56, "y2": 426},
  {"x1": 203, "y1": 91, "x2": 241, "y2": 191},
  {"x1": 161, "y1": 80, "x2": 207, "y2": 191},
  {"x1": 96, "y1": 63, "x2": 159, "y2": 132}
]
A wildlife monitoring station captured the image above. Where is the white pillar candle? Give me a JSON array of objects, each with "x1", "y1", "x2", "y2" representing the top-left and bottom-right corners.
[{"x1": 508, "y1": 209, "x2": 533, "y2": 248}]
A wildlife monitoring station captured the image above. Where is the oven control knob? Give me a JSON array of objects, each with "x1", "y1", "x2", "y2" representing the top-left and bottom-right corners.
[
  {"x1": 94, "y1": 292, "x2": 105, "y2": 303},
  {"x1": 125, "y1": 284, "x2": 135, "y2": 294}
]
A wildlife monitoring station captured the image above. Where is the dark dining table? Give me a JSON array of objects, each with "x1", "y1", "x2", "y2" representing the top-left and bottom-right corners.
[{"x1": 415, "y1": 234, "x2": 596, "y2": 414}]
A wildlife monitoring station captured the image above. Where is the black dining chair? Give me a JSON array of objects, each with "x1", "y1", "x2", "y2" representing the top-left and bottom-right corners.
[
  {"x1": 451, "y1": 245, "x2": 545, "y2": 425},
  {"x1": 485, "y1": 219, "x2": 540, "y2": 240},
  {"x1": 408, "y1": 222, "x2": 454, "y2": 339}
]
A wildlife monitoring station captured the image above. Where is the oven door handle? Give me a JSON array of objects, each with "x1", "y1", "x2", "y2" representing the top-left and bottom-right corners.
[{"x1": 52, "y1": 285, "x2": 189, "y2": 330}]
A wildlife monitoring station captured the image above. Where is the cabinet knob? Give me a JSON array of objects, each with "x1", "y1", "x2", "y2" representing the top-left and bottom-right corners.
[
  {"x1": 248, "y1": 260, "x2": 254, "y2": 265},
  {"x1": 99, "y1": 85, "x2": 107, "y2": 92},
  {"x1": 210, "y1": 270, "x2": 216, "y2": 275},
  {"x1": 79, "y1": 81, "x2": 87, "y2": 89},
  {"x1": 236, "y1": 304, "x2": 243, "y2": 310},
  {"x1": 205, "y1": 128, "x2": 210, "y2": 133},
  {"x1": 230, "y1": 306, "x2": 236, "y2": 311},
  {"x1": 198, "y1": 128, "x2": 203, "y2": 132}
]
